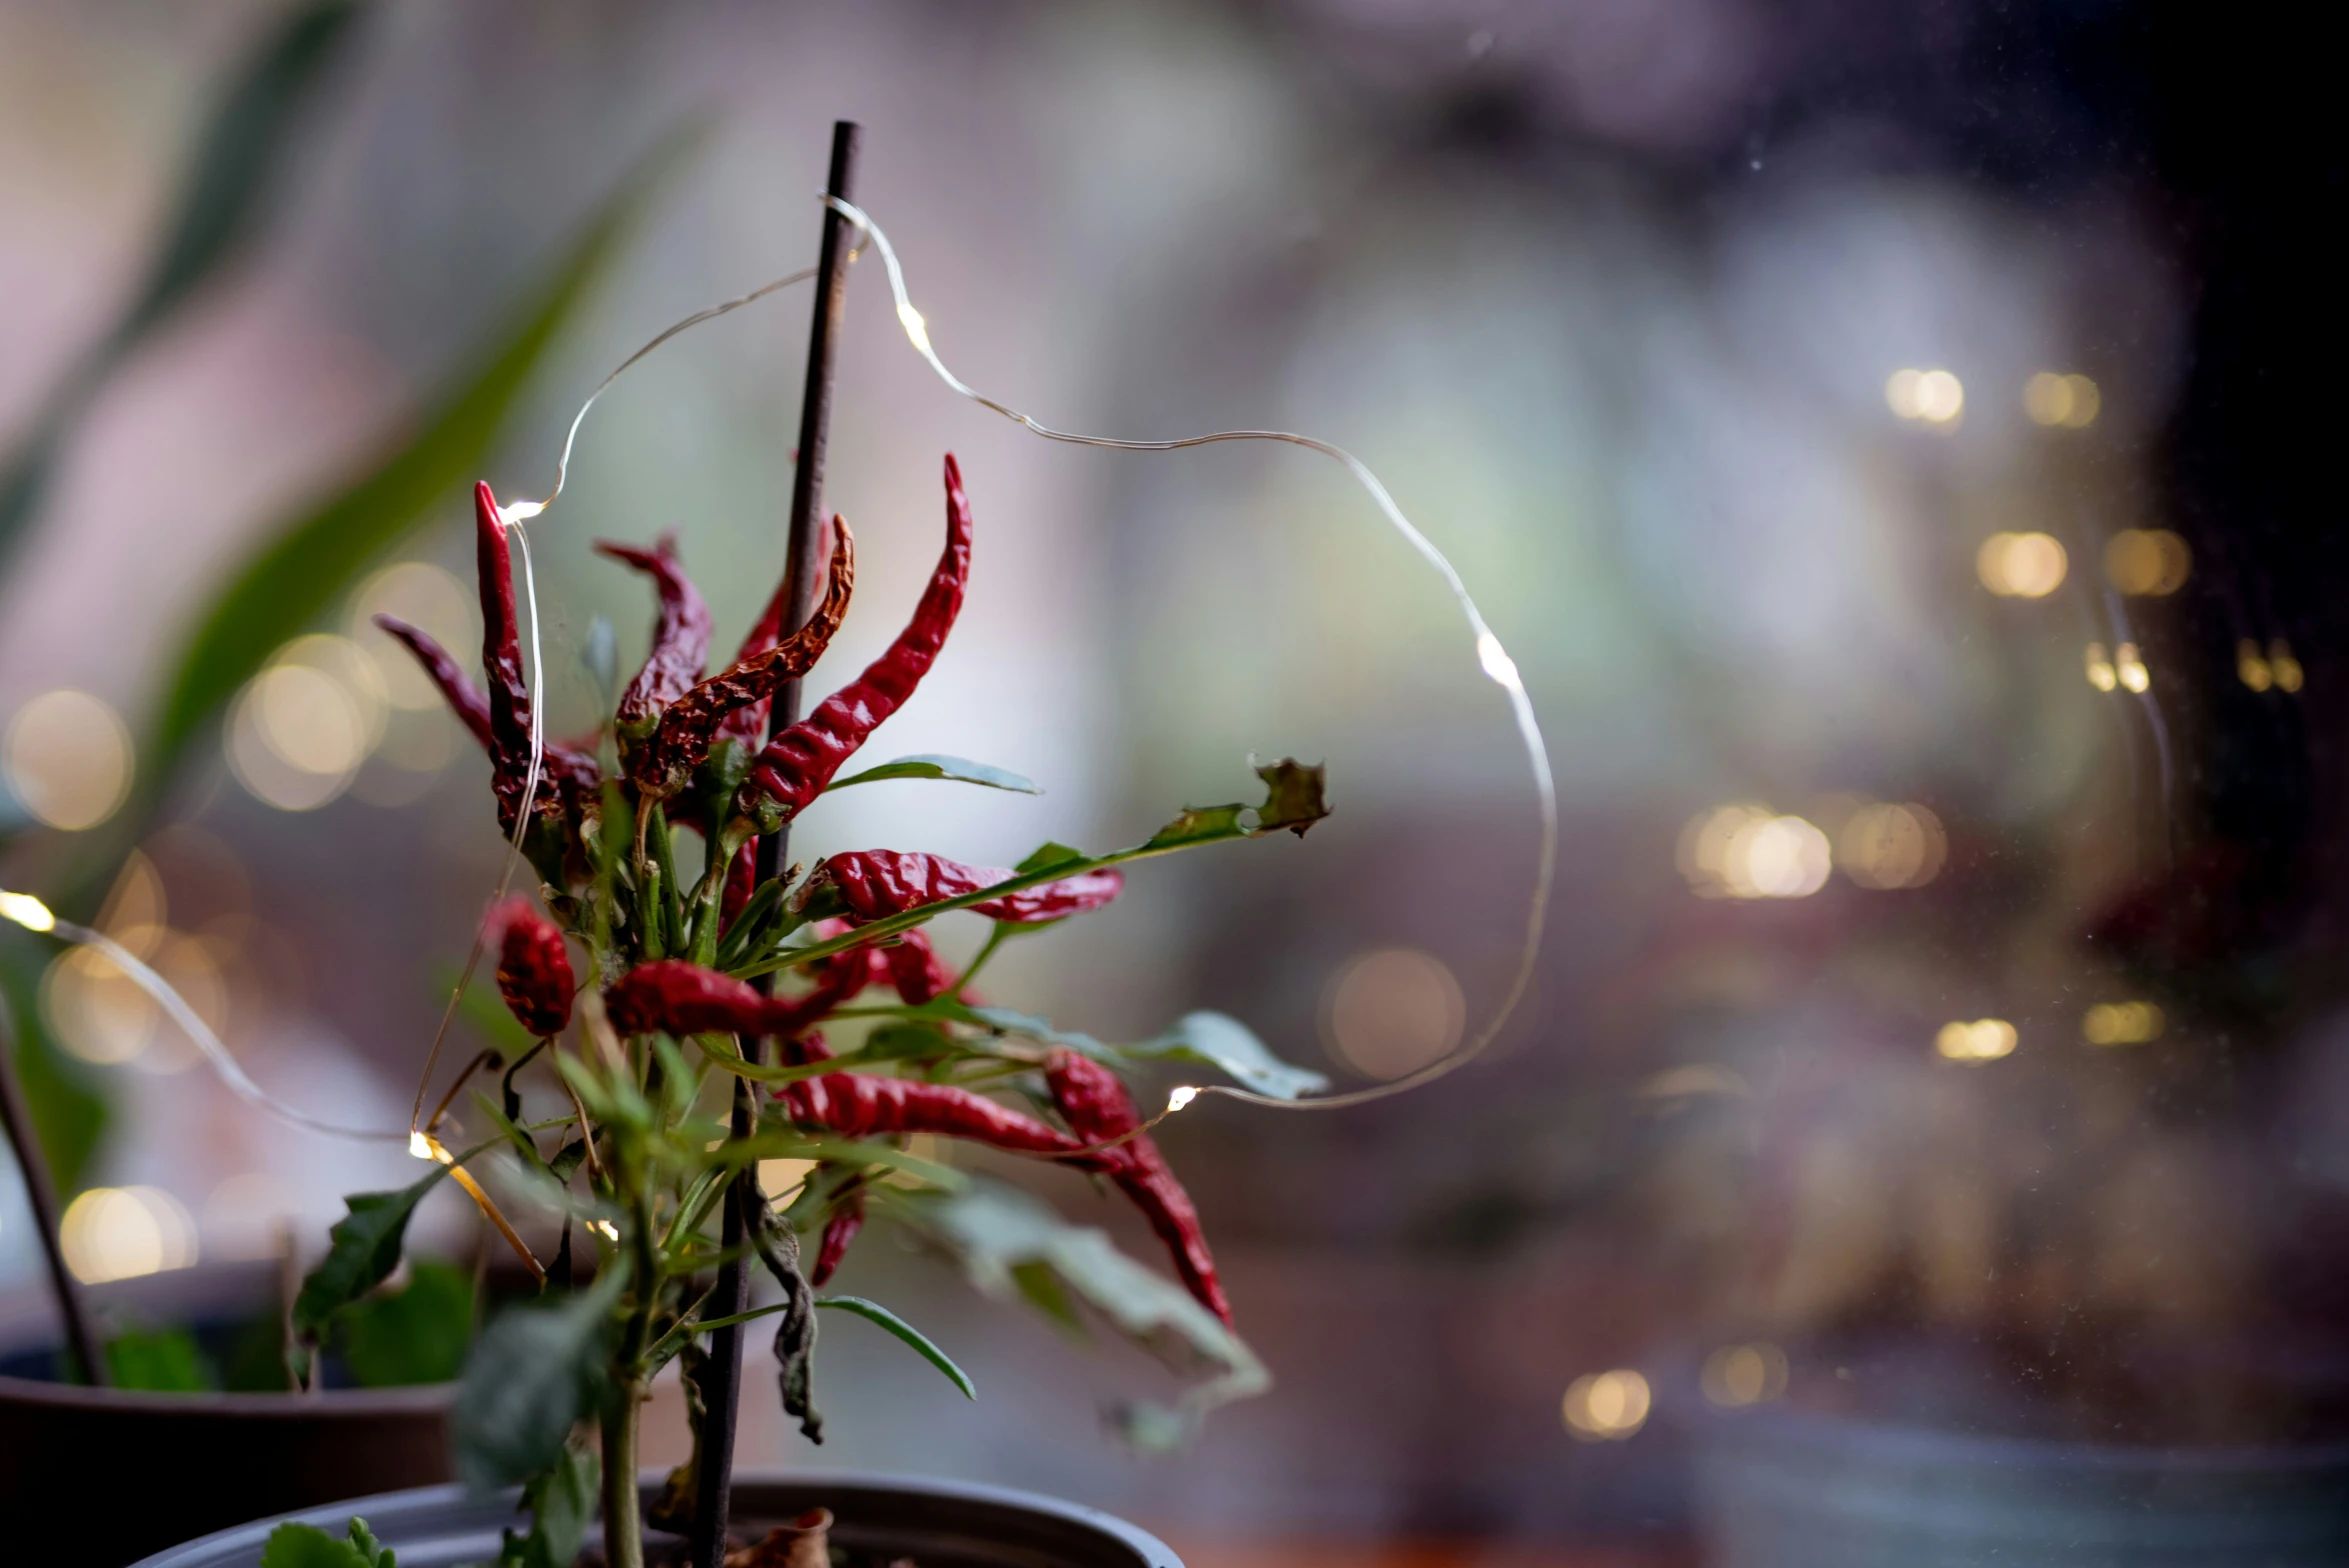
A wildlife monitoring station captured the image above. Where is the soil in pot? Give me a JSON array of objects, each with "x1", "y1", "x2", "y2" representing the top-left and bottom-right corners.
[
  {"x1": 0, "y1": 1259, "x2": 468, "y2": 1565},
  {"x1": 130, "y1": 1472, "x2": 1185, "y2": 1568}
]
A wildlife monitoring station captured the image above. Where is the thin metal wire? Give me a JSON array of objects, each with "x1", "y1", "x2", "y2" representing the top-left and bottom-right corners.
[{"x1": 824, "y1": 195, "x2": 1558, "y2": 1111}]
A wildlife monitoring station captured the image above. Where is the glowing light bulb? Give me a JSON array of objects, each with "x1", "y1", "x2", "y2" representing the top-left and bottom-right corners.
[
  {"x1": 897, "y1": 301, "x2": 932, "y2": 355},
  {"x1": 408, "y1": 1130, "x2": 434, "y2": 1161},
  {"x1": 1166, "y1": 1085, "x2": 1201, "y2": 1113},
  {"x1": 2085, "y1": 643, "x2": 2118, "y2": 692},
  {"x1": 0, "y1": 889, "x2": 57, "y2": 932},
  {"x1": 1476, "y1": 631, "x2": 1523, "y2": 691},
  {"x1": 2115, "y1": 642, "x2": 2150, "y2": 693},
  {"x1": 590, "y1": 1219, "x2": 620, "y2": 1241}
]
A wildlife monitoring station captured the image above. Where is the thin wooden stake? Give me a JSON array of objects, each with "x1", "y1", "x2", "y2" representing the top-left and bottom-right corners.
[
  {"x1": 0, "y1": 1001, "x2": 108, "y2": 1386},
  {"x1": 690, "y1": 117, "x2": 860, "y2": 1568}
]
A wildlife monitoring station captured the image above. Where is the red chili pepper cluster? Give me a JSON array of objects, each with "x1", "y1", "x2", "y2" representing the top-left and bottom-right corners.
[
  {"x1": 735, "y1": 455, "x2": 974, "y2": 832},
  {"x1": 792, "y1": 849, "x2": 1124, "y2": 927}
]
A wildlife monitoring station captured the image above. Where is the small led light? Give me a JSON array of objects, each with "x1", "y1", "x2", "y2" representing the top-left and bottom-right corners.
[
  {"x1": 1166, "y1": 1085, "x2": 1201, "y2": 1113},
  {"x1": 897, "y1": 301, "x2": 933, "y2": 355},
  {"x1": 590, "y1": 1219, "x2": 620, "y2": 1241},
  {"x1": 0, "y1": 889, "x2": 57, "y2": 932},
  {"x1": 1476, "y1": 631, "x2": 1523, "y2": 692},
  {"x1": 408, "y1": 1130, "x2": 434, "y2": 1161}
]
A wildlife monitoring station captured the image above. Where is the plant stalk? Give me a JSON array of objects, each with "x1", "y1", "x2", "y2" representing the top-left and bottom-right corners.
[
  {"x1": 0, "y1": 1003, "x2": 106, "y2": 1386},
  {"x1": 690, "y1": 116, "x2": 860, "y2": 1568},
  {"x1": 602, "y1": 1384, "x2": 645, "y2": 1568}
]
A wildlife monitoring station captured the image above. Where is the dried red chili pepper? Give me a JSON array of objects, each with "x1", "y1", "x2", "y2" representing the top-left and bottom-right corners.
[
  {"x1": 791, "y1": 849, "x2": 1123, "y2": 927},
  {"x1": 1046, "y1": 1050, "x2": 1231, "y2": 1325},
  {"x1": 471, "y1": 482, "x2": 538, "y2": 832},
  {"x1": 603, "y1": 959, "x2": 844, "y2": 1043},
  {"x1": 778, "y1": 1072, "x2": 1099, "y2": 1161},
  {"x1": 373, "y1": 616, "x2": 493, "y2": 750},
  {"x1": 597, "y1": 533, "x2": 713, "y2": 733},
  {"x1": 882, "y1": 930, "x2": 953, "y2": 1005},
  {"x1": 809, "y1": 1185, "x2": 865, "y2": 1288},
  {"x1": 737, "y1": 456, "x2": 974, "y2": 829},
  {"x1": 629, "y1": 521, "x2": 856, "y2": 800},
  {"x1": 490, "y1": 897, "x2": 575, "y2": 1038}
]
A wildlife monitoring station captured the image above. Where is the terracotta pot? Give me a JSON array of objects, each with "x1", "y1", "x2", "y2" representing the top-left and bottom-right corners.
[
  {"x1": 0, "y1": 1261, "x2": 453, "y2": 1565},
  {"x1": 131, "y1": 1471, "x2": 1183, "y2": 1567}
]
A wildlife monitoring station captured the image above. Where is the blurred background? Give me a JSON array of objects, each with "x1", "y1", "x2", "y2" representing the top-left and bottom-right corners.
[{"x1": 4, "y1": 2, "x2": 2346, "y2": 1564}]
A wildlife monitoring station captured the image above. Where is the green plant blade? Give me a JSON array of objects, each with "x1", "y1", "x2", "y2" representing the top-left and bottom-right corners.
[
  {"x1": 815, "y1": 1294, "x2": 976, "y2": 1400},
  {"x1": 825, "y1": 754, "x2": 1040, "y2": 795},
  {"x1": 257, "y1": 1520, "x2": 387, "y2": 1568},
  {"x1": 453, "y1": 1264, "x2": 626, "y2": 1491},
  {"x1": 0, "y1": 0, "x2": 366, "y2": 567},
  {"x1": 1125, "y1": 1011, "x2": 1330, "y2": 1100},
  {"x1": 290, "y1": 1168, "x2": 449, "y2": 1370},
  {"x1": 146, "y1": 124, "x2": 701, "y2": 787}
]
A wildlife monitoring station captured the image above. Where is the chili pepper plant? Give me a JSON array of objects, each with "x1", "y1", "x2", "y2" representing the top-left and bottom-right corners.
[{"x1": 286, "y1": 456, "x2": 1331, "y2": 1568}]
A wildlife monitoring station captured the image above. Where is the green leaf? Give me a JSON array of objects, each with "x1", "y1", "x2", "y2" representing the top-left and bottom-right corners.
[
  {"x1": 106, "y1": 1325, "x2": 215, "y2": 1392},
  {"x1": 959, "y1": 1004, "x2": 1108, "y2": 1055},
  {"x1": 340, "y1": 1259, "x2": 474, "y2": 1387},
  {"x1": 814, "y1": 1295, "x2": 976, "y2": 1400},
  {"x1": 453, "y1": 1263, "x2": 626, "y2": 1490},
  {"x1": 913, "y1": 1181, "x2": 1267, "y2": 1447},
  {"x1": 145, "y1": 124, "x2": 701, "y2": 788},
  {"x1": 1126, "y1": 1012, "x2": 1330, "y2": 1100},
  {"x1": 0, "y1": 0, "x2": 365, "y2": 568},
  {"x1": 493, "y1": 1440, "x2": 598, "y2": 1568},
  {"x1": 291, "y1": 1169, "x2": 449, "y2": 1369},
  {"x1": 0, "y1": 956, "x2": 106, "y2": 1192},
  {"x1": 826, "y1": 754, "x2": 1041, "y2": 795},
  {"x1": 1141, "y1": 803, "x2": 1250, "y2": 852},
  {"x1": 863, "y1": 1021, "x2": 957, "y2": 1061},
  {"x1": 1015, "y1": 841, "x2": 1087, "y2": 874},
  {"x1": 257, "y1": 1517, "x2": 393, "y2": 1568}
]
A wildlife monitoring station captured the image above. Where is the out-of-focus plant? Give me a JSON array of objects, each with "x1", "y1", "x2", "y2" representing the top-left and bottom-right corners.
[{"x1": 292, "y1": 459, "x2": 1329, "y2": 1566}]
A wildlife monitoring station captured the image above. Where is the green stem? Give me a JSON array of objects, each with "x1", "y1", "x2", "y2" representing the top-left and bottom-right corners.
[
  {"x1": 601, "y1": 1384, "x2": 644, "y2": 1568},
  {"x1": 952, "y1": 921, "x2": 1011, "y2": 995}
]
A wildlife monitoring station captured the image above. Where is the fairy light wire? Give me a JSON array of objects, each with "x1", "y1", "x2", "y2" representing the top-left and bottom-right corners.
[
  {"x1": 824, "y1": 194, "x2": 1558, "y2": 1112},
  {"x1": 0, "y1": 892, "x2": 404, "y2": 1143}
]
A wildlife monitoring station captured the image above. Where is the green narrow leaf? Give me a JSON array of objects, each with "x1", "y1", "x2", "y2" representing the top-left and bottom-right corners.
[
  {"x1": 257, "y1": 1519, "x2": 386, "y2": 1568},
  {"x1": 1014, "y1": 840, "x2": 1087, "y2": 874},
  {"x1": 495, "y1": 1440, "x2": 597, "y2": 1568},
  {"x1": 291, "y1": 1168, "x2": 449, "y2": 1363},
  {"x1": 1124, "y1": 1011, "x2": 1330, "y2": 1100},
  {"x1": 815, "y1": 1295, "x2": 976, "y2": 1400},
  {"x1": 825, "y1": 754, "x2": 1042, "y2": 795},
  {"x1": 453, "y1": 1263, "x2": 626, "y2": 1490},
  {"x1": 0, "y1": 0, "x2": 366, "y2": 567},
  {"x1": 145, "y1": 123, "x2": 703, "y2": 786},
  {"x1": 1141, "y1": 803, "x2": 1250, "y2": 852}
]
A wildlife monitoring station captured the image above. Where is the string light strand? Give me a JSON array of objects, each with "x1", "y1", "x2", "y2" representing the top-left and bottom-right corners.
[{"x1": 823, "y1": 194, "x2": 1558, "y2": 1113}]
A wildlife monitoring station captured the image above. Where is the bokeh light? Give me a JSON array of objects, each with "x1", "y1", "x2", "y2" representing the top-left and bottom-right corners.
[
  {"x1": 1936, "y1": 1018, "x2": 2018, "y2": 1062},
  {"x1": 2105, "y1": 530, "x2": 2192, "y2": 595},
  {"x1": 350, "y1": 562, "x2": 476, "y2": 710},
  {"x1": 1679, "y1": 806, "x2": 1833, "y2": 899},
  {"x1": 1886, "y1": 367, "x2": 1965, "y2": 425},
  {"x1": 1837, "y1": 802, "x2": 1947, "y2": 890},
  {"x1": 227, "y1": 654, "x2": 370, "y2": 811},
  {"x1": 1701, "y1": 1343, "x2": 1790, "y2": 1408},
  {"x1": 1321, "y1": 948, "x2": 1466, "y2": 1080},
  {"x1": 60, "y1": 1185, "x2": 198, "y2": 1284},
  {"x1": 2083, "y1": 1001, "x2": 2164, "y2": 1046},
  {"x1": 2085, "y1": 642, "x2": 2119, "y2": 691},
  {"x1": 2024, "y1": 371, "x2": 2101, "y2": 428},
  {"x1": 1563, "y1": 1369, "x2": 1651, "y2": 1440},
  {"x1": 2, "y1": 688, "x2": 134, "y2": 830},
  {"x1": 1976, "y1": 532, "x2": 2068, "y2": 597},
  {"x1": 2242, "y1": 638, "x2": 2305, "y2": 693},
  {"x1": 2115, "y1": 641, "x2": 2150, "y2": 693}
]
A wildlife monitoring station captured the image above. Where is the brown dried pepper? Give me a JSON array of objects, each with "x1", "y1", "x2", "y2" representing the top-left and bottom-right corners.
[
  {"x1": 629, "y1": 520, "x2": 856, "y2": 800},
  {"x1": 602, "y1": 959, "x2": 842, "y2": 1043},
  {"x1": 1046, "y1": 1050, "x2": 1231, "y2": 1325},
  {"x1": 597, "y1": 533, "x2": 713, "y2": 732},
  {"x1": 490, "y1": 897, "x2": 575, "y2": 1037},
  {"x1": 792, "y1": 849, "x2": 1124, "y2": 927},
  {"x1": 736, "y1": 456, "x2": 973, "y2": 830},
  {"x1": 778, "y1": 1071, "x2": 1100, "y2": 1162},
  {"x1": 375, "y1": 610, "x2": 602, "y2": 809}
]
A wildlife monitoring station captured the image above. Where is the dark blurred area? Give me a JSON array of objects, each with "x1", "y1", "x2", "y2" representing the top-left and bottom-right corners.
[{"x1": 5, "y1": 2, "x2": 2347, "y2": 1563}]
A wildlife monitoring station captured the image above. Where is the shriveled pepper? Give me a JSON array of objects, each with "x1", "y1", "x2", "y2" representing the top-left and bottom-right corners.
[
  {"x1": 491, "y1": 897, "x2": 575, "y2": 1038},
  {"x1": 736, "y1": 456, "x2": 973, "y2": 830},
  {"x1": 778, "y1": 1072, "x2": 1100, "y2": 1162},
  {"x1": 790, "y1": 849, "x2": 1123, "y2": 927},
  {"x1": 809, "y1": 1184, "x2": 865, "y2": 1288},
  {"x1": 1047, "y1": 1050, "x2": 1231, "y2": 1325},
  {"x1": 629, "y1": 521, "x2": 856, "y2": 800},
  {"x1": 376, "y1": 611, "x2": 602, "y2": 806},
  {"x1": 603, "y1": 959, "x2": 839, "y2": 1043},
  {"x1": 598, "y1": 533, "x2": 713, "y2": 732}
]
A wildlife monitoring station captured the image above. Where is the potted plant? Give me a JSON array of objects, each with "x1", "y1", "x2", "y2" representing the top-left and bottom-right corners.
[{"x1": 140, "y1": 431, "x2": 1329, "y2": 1566}]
